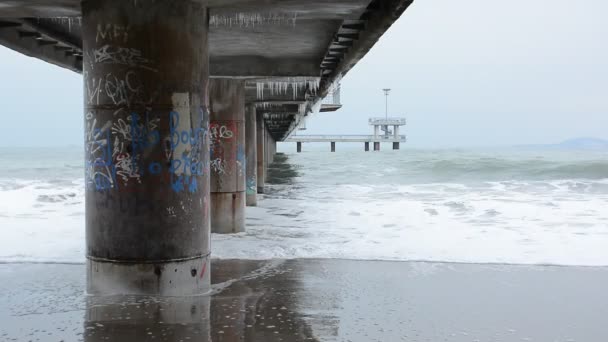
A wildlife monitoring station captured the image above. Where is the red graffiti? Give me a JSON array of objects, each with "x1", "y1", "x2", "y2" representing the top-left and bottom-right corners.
[{"x1": 200, "y1": 259, "x2": 207, "y2": 279}]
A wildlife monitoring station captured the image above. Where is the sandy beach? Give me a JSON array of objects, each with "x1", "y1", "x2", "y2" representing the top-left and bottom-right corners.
[{"x1": 1, "y1": 259, "x2": 607, "y2": 341}]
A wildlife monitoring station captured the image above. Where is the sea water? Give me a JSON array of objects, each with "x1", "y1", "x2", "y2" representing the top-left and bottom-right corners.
[{"x1": 1, "y1": 144, "x2": 607, "y2": 266}]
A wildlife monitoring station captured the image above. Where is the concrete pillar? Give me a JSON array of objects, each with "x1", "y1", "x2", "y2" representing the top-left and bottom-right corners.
[
  {"x1": 394, "y1": 125, "x2": 400, "y2": 139},
  {"x1": 209, "y1": 79, "x2": 246, "y2": 234},
  {"x1": 297, "y1": 142, "x2": 302, "y2": 153},
  {"x1": 83, "y1": 0, "x2": 210, "y2": 295},
  {"x1": 331, "y1": 141, "x2": 336, "y2": 152},
  {"x1": 267, "y1": 133, "x2": 275, "y2": 164},
  {"x1": 374, "y1": 142, "x2": 381, "y2": 151},
  {"x1": 256, "y1": 111, "x2": 265, "y2": 194},
  {"x1": 365, "y1": 142, "x2": 370, "y2": 151},
  {"x1": 393, "y1": 142, "x2": 400, "y2": 150},
  {"x1": 264, "y1": 128, "x2": 269, "y2": 182},
  {"x1": 374, "y1": 125, "x2": 379, "y2": 139},
  {"x1": 265, "y1": 130, "x2": 274, "y2": 168},
  {"x1": 245, "y1": 105, "x2": 257, "y2": 206}
]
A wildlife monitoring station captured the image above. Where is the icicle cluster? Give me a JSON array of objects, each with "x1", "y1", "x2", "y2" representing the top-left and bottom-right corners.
[
  {"x1": 47, "y1": 17, "x2": 82, "y2": 33},
  {"x1": 210, "y1": 12, "x2": 298, "y2": 28},
  {"x1": 255, "y1": 77, "x2": 320, "y2": 100},
  {"x1": 255, "y1": 102, "x2": 288, "y2": 109}
]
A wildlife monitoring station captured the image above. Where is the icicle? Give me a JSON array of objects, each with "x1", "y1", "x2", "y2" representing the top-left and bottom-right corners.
[
  {"x1": 256, "y1": 82, "x2": 265, "y2": 100},
  {"x1": 210, "y1": 12, "x2": 298, "y2": 28}
]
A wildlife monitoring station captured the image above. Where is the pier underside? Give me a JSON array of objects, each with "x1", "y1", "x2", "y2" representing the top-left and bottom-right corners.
[
  {"x1": 0, "y1": 0, "x2": 414, "y2": 295},
  {"x1": 0, "y1": 0, "x2": 413, "y2": 140}
]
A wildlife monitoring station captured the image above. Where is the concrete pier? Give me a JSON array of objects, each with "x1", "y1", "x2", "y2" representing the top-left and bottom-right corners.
[
  {"x1": 365, "y1": 142, "x2": 370, "y2": 151},
  {"x1": 393, "y1": 142, "x2": 400, "y2": 150},
  {"x1": 374, "y1": 142, "x2": 381, "y2": 151},
  {"x1": 331, "y1": 141, "x2": 336, "y2": 152},
  {"x1": 209, "y1": 79, "x2": 246, "y2": 234},
  {"x1": 256, "y1": 111, "x2": 265, "y2": 194},
  {"x1": 297, "y1": 141, "x2": 302, "y2": 153},
  {"x1": 265, "y1": 131, "x2": 275, "y2": 181},
  {"x1": 245, "y1": 105, "x2": 257, "y2": 206},
  {"x1": 82, "y1": 0, "x2": 210, "y2": 295}
]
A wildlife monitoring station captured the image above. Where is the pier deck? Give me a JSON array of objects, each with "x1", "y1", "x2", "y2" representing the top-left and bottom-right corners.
[{"x1": 285, "y1": 134, "x2": 407, "y2": 143}]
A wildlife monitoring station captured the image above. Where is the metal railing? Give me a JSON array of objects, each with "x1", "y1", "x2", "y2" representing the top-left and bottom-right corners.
[
  {"x1": 368, "y1": 117, "x2": 406, "y2": 125},
  {"x1": 285, "y1": 134, "x2": 407, "y2": 142},
  {"x1": 321, "y1": 84, "x2": 341, "y2": 105}
]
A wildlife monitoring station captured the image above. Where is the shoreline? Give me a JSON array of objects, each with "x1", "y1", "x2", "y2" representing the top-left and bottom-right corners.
[
  {"x1": 1, "y1": 258, "x2": 607, "y2": 341},
  {"x1": 3, "y1": 257, "x2": 608, "y2": 268}
]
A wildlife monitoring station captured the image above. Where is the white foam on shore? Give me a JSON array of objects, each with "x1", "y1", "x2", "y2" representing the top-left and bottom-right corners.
[
  {"x1": 212, "y1": 180, "x2": 608, "y2": 266},
  {"x1": 1, "y1": 166, "x2": 608, "y2": 266}
]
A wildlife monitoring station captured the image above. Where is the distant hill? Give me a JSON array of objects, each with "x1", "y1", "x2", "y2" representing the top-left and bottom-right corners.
[
  {"x1": 556, "y1": 138, "x2": 608, "y2": 150},
  {"x1": 517, "y1": 138, "x2": 608, "y2": 150}
]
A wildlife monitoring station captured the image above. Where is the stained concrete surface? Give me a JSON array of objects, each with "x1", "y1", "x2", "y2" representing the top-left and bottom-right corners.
[{"x1": 0, "y1": 259, "x2": 607, "y2": 341}]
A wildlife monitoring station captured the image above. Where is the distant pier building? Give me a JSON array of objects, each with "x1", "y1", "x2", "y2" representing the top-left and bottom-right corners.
[{"x1": 285, "y1": 117, "x2": 407, "y2": 152}]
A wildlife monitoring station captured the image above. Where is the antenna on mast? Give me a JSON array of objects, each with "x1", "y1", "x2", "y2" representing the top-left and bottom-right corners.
[{"x1": 382, "y1": 88, "x2": 391, "y2": 119}]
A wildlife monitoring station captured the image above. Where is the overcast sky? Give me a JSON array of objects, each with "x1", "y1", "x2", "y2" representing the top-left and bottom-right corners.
[{"x1": 0, "y1": 0, "x2": 606, "y2": 147}]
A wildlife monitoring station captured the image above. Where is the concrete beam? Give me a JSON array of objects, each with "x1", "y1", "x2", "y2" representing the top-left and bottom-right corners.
[
  {"x1": 211, "y1": 56, "x2": 319, "y2": 78},
  {"x1": 0, "y1": 20, "x2": 81, "y2": 73}
]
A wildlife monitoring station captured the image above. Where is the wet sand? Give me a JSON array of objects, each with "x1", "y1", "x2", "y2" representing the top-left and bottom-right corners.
[{"x1": 1, "y1": 259, "x2": 607, "y2": 341}]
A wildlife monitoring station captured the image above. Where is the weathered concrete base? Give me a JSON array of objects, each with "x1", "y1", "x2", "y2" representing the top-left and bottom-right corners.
[
  {"x1": 374, "y1": 142, "x2": 380, "y2": 151},
  {"x1": 365, "y1": 142, "x2": 370, "y2": 151},
  {"x1": 331, "y1": 141, "x2": 336, "y2": 152},
  {"x1": 297, "y1": 142, "x2": 302, "y2": 153},
  {"x1": 211, "y1": 192, "x2": 246, "y2": 234},
  {"x1": 86, "y1": 256, "x2": 211, "y2": 296},
  {"x1": 393, "y1": 142, "x2": 400, "y2": 150},
  {"x1": 246, "y1": 189, "x2": 257, "y2": 206}
]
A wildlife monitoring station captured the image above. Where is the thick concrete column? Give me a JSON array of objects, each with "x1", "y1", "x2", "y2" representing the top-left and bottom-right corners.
[
  {"x1": 245, "y1": 104, "x2": 257, "y2": 206},
  {"x1": 256, "y1": 112, "x2": 265, "y2": 194},
  {"x1": 297, "y1": 142, "x2": 302, "y2": 153},
  {"x1": 331, "y1": 142, "x2": 336, "y2": 152},
  {"x1": 83, "y1": 0, "x2": 210, "y2": 295},
  {"x1": 365, "y1": 142, "x2": 370, "y2": 151},
  {"x1": 394, "y1": 125, "x2": 400, "y2": 139},
  {"x1": 374, "y1": 142, "x2": 381, "y2": 151},
  {"x1": 264, "y1": 130, "x2": 274, "y2": 175},
  {"x1": 209, "y1": 79, "x2": 246, "y2": 234},
  {"x1": 267, "y1": 132, "x2": 275, "y2": 164},
  {"x1": 374, "y1": 125, "x2": 379, "y2": 139},
  {"x1": 393, "y1": 142, "x2": 400, "y2": 150}
]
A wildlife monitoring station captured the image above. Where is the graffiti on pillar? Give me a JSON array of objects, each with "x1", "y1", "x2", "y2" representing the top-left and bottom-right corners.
[
  {"x1": 85, "y1": 112, "x2": 115, "y2": 191},
  {"x1": 246, "y1": 176, "x2": 256, "y2": 195},
  {"x1": 93, "y1": 45, "x2": 158, "y2": 72},
  {"x1": 85, "y1": 106, "x2": 207, "y2": 193},
  {"x1": 96, "y1": 23, "x2": 129, "y2": 44},
  {"x1": 85, "y1": 23, "x2": 207, "y2": 194},
  {"x1": 209, "y1": 122, "x2": 238, "y2": 178},
  {"x1": 236, "y1": 144, "x2": 245, "y2": 177},
  {"x1": 164, "y1": 106, "x2": 207, "y2": 193},
  {"x1": 111, "y1": 111, "x2": 160, "y2": 185},
  {"x1": 209, "y1": 124, "x2": 234, "y2": 140}
]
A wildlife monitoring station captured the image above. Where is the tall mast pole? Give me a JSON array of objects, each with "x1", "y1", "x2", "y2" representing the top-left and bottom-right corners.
[{"x1": 383, "y1": 88, "x2": 391, "y2": 119}]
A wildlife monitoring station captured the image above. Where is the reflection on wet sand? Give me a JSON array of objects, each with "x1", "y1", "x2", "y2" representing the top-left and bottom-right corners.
[
  {"x1": 83, "y1": 260, "x2": 320, "y2": 342},
  {"x1": 85, "y1": 295, "x2": 211, "y2": 341}
]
